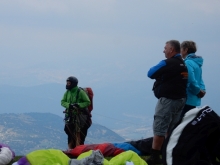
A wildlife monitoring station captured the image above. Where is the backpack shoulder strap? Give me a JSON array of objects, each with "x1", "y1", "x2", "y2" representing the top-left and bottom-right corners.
[{"x1": 76, "y1": 87, "x2": 82, "y2": 102}]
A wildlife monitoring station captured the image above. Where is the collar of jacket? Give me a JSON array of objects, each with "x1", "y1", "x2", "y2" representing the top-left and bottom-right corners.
[
  {"x1": 173, "y1": 54, "x2": 181, "y2": 58},
  {"x1": 185, "y1": 53, "x2": 196, "y2": 60},
  {"x1": 69, "y1": 86, "x2": 78, "y2": 92}
]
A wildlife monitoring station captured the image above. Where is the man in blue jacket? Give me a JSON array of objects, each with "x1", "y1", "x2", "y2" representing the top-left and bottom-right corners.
[{"x1": 146, "y1": 40, "x2": 188, "y2": 165}]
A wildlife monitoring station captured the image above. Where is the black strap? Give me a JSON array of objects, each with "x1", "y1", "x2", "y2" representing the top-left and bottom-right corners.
[{"x1": 75, "y1": 87, "x2": 81, "y2": 102}]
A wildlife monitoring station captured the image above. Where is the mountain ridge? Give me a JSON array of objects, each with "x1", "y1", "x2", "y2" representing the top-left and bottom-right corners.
[{"x1": 0, "y1": 112, "x2": 125, "y2": 155}]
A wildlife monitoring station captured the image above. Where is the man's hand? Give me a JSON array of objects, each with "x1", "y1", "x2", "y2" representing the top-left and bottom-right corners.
[
  {"x1": 197, "y1": 90, "x2": 206, "y2": 98},
  {"x1": 69, "y1": 103, "x2": 79, "y2": 110}
]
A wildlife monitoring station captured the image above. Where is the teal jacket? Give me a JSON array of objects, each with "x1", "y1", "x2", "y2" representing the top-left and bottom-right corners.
[
  {"x1": 61, "y1": 86, "x2": 90, "y2": 109},
  {"x1": 184, "y1": 53, "x2": 206, "y2": 106}
]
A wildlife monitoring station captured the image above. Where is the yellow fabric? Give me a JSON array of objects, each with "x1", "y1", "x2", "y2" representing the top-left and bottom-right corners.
[
  {"x1": 109, "y1": 150, "x2": 147, "y2": 165},
  {"x1": 77, "y1": 150, "x2": 109, "y2": 165},
  {"x1": 26, "y1": 149, "x2": 147, "y2": 165},
  {"x1": 26, "y1": 149, "x2": 70, "y2": 165},
  {"x1": 77, "y1": 150, "x2": 93, "y2": 160}
]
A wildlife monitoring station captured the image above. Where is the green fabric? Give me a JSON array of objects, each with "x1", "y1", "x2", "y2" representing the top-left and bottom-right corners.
[
  {"x1": 77, "y1": 150, "x2": 109, "y2": 165},
  {"x1": 26, "y1": 149, "x2": 70, "y2": 165},
  {"x1": 61, "y1": 86, "x2": 90, "y2": 109},
  {"x1": 109, "y1": 150, "x2": 147, "y2": 165},
  {"x1": 77, "y1": 150, "x2": 93, "y2": 160}
]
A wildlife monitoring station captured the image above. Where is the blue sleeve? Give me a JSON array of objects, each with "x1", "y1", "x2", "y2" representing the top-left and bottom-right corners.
[
  {"x1": 147, "y1": 60, "x2": 166, "y2": 78},
  {"x1": 186, "y1": 61, "x2": 200, "y2": 95}
]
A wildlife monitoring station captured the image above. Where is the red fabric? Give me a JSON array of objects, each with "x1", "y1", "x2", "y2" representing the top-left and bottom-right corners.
[
  {"x1": 64, "y1": 143, "x2": 125, "y2": 157},
  {"x1": 84, "y1": 87, "x2": 93, "y2": 111}
]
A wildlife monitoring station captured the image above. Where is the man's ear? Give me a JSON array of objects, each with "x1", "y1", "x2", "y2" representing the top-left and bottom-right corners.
[{"x1": 170, "y1": 47, "x2": 174, "y2": 53}]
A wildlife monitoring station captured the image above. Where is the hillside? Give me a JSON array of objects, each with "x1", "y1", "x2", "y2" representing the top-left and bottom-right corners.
[{"x1": 0, "y1": 113, "x2": 125, "y2": 155}]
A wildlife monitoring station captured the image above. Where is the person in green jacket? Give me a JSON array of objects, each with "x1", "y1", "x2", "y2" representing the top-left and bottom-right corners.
[{"x1": 61, "y1": 76, "x2": 91, "y2": 149}]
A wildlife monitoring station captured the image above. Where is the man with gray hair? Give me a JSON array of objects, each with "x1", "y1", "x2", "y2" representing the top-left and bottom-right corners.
[{"x1": 146, "y1": 40, "x2": 188, "y2": 165}]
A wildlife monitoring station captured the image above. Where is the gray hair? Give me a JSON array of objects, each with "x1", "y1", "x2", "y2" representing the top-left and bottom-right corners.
[
  {"x1": 181, "y1": 41, "x2": 197, "y2": 54},
  {"x1": 166, "y1": 40, "x2": 180, "y2": 53}
]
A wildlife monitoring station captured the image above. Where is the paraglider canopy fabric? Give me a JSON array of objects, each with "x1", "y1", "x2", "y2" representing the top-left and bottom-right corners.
[
  {"x1": 63, "y1": 142, "x2": 142, "y2": 158},
  {"x1": 26, "y1": 149, "x2": 70, "y2": 165},
  {"x1": 64, "y1": 143, "x2": 124, "y2": 157},
  {"x1": 0, "y1": 143, "x2": 15, "y2": 158},
  {"x1": 109, "y1": 150, "x2": 147, "y2": 165},
  {"x1": 72, "y1": 150, "x2": 146, "y2": 165},
  {"x1": 0, "y1": 147, "x2": 13, "y2": 165}
]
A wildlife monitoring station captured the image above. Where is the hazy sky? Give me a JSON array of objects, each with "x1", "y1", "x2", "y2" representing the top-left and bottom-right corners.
[{"x1": 1, "y1": 1, "x2": 220, "y2": 114}]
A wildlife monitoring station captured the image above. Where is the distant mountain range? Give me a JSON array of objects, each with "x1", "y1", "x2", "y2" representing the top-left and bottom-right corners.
[
  {"x1": 0, "y1": 83, "x2": 155, "y2": 140},
  {"x1": 0, "y1": 113, "x2": 125, "y2": 155}
]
